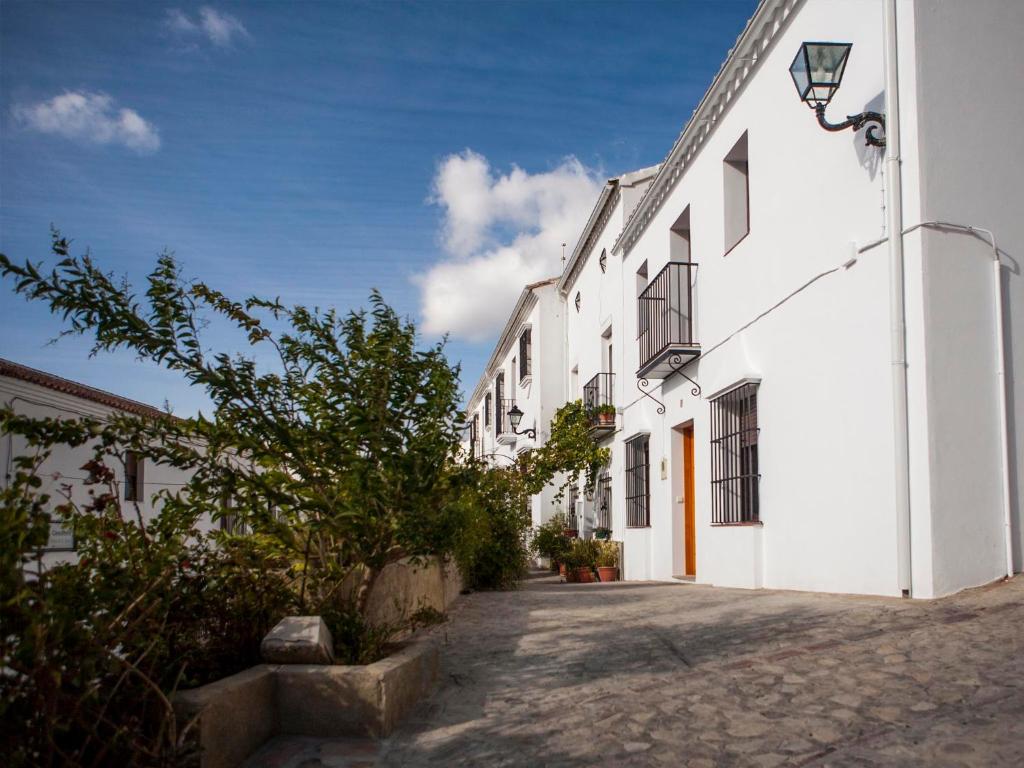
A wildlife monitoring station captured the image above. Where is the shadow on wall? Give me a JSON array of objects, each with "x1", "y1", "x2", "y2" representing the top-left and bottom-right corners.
[{"x1": 855, "y1": 91, "x2": 885, "y2": 179}]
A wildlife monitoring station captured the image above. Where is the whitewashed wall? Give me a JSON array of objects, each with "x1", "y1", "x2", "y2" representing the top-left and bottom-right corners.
[{"x1": 617, "y1": 0, "x2": 902, "y2": 594}]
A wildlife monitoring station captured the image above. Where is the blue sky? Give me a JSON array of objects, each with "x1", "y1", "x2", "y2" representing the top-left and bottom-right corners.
[{"x1": 1, "y1": 0, "x2": 757, "y2": 415}]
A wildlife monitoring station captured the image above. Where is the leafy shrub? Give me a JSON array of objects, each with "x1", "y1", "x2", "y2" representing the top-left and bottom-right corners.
[
  {"x1": 562, "y1": 538, "x2": 602, "y2": 571},
  {"x1": 532, "y1": 512, "x2": 571, "y2": 564},
  {"x1": 454, "y1": 465, "x2": 532, "y2": 590}
]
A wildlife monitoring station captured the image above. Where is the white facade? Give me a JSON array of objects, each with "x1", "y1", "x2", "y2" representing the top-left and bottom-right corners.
[
  {"x1": 466, "y1": 278, "x2": 565, "y2": 526},
  {"x1": 471, "y1": 0, "x2": 1024, "y2": 598},
  {"x1": 0, "y1": 359, "x2": 212, "y2": 568}
]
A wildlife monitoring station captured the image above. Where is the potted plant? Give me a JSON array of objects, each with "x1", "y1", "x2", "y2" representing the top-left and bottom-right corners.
[
  {"x1": 593, "y1": 526, "x2": 612, "y2": 541},
  {"x1": 533, "y1": 513, "x2": 569, "y2": 572},
  {"x1": 596, "y1": 541, "x2": 619, "y2": 582},
  {"x1": 564, "y1": 538, "x2": 601, "y2": 583},
  {"x1": 594, "y1": 404, "x2": 616, "y2": 426}
]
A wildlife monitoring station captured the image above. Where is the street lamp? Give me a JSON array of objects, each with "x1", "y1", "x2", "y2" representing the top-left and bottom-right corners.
[
  {"x1": 506, "y1": 404, "x2": 536, "y2": 440},
  {"x1": 789, "y1": 42, "x2": 885, "y2": 147}
]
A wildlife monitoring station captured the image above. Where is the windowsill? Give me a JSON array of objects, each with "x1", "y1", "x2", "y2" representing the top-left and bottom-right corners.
[
  {"x1": 519, "y1": 375, "x2": 532, "y2": 388},
  {"x1": 625, "y1": 525, "x2": 652, "y2": 529},
  {"x1": 723, "y1": 229, "x2": 750, "y2": 258},
  {"x1": 710, "y1": 521, "x2": 763, "y2": 527}
]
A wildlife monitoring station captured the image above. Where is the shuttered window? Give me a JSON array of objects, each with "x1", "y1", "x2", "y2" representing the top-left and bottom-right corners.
[
  {"x1": 710, "y1": 383, "x2": 760, "y2": 524},
  {"x1": 519, "y1": 328, "x2": 532, "y2": 380}
]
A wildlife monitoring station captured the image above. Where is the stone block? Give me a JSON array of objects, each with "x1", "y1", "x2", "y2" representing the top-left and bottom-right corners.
[{"x1": 261, "y1": 616, "x2": 334, "y2": 665}]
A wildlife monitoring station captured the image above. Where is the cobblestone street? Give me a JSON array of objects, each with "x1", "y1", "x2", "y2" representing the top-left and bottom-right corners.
[{"x1": 247, "y1": 573, "x2": 1024, "y2": 767}]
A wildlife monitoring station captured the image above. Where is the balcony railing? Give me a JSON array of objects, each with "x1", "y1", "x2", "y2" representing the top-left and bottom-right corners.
[
  {"x1": 583, "y1": 372, "x2": 615, "y2": 432},
  {"x1": 496, "y1": 398, "x2": 518, "y2": 443},
  {"x1": 637, "y1": 261, "x2": 699, "y2": 378}
]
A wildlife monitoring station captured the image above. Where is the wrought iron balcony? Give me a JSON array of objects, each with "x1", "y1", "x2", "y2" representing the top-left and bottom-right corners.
[
  {"x1": 495, "y1": 398, "x2": 519, "y2": 444},
  {"x1": 583, "y1": 372, "x2": 615, "y2": 433},
  {"x1": 637, "y1": 261, "x2": 700, "y2": 378}
]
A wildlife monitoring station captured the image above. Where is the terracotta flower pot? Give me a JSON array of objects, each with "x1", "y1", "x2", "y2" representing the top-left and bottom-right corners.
[
  {"x1": 597, "y1": 566, "x2": 618, "y2": 582},
  {"x1": 558, "y1": 562, "x2": 567, "y2": 577},
  {"x1": 575, "y1": 567, "x2": 595, "y2": 584},
  {"x1": 598, "y1": 412, "x2": 614, "y2": 425},
  {"x1": 564, "y1": 566, "x2": 578, "y2": 583},
  {"x1": 563, "y1": 528, "x2": 578, "y2": 539}
]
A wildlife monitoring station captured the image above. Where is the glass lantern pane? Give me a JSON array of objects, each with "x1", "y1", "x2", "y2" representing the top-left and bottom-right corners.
[
  {"x1": 789, "y1": 46, "x2": 810, "y2": 99},
  {"x1": 807, "y1": 43, "x2": 851, "y2": 86}
]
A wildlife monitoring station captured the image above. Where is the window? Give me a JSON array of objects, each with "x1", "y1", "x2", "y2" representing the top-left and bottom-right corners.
[
  {"x1": 494, "y1": 372, "x2": 505, "y2": 432},
  {"x1": 625, "y1": 435, "x2": 650, "y2": 527},
  {"x1": 723, "y1": 132, "x2": 749, "y2": 253},
  {"x1": 597, "y1": 475, "x2": 612, "y2": 529},
  {"x1": 484, "y1": 393, "x2": 492, "y2": 427},
  {"x1": 568, "y1": 484, "x2": 580, "y2": 526},
  {"x1": 519, "y1": 328, "x2": 532, "y2": 380},
  {"x1": 124, "y1": 451, "x2": 144, "y2": 502},
  {"x1": 635, "y1": 260, "x2": 649, "y2": 335},
  {"x1": 671, "y1": 206, "x2": 691, "y2": 261},
  {"x1": 220, "y1": 494, "x2": 237, "y2": 534},
  {"x1": 471, "y1": 414, "x2": 480, "y2": 456},
  {"x1": 710, "y1": 383, "x2": 760, "y2": 524}
]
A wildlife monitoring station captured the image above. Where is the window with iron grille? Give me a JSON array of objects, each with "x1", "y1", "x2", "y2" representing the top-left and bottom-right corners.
[
  {"x1": 484, "y1": 393, "x2": 492, "y2": 427},
  {"x1": 566, "y1": 485, "x2": 582, "y2": 532},
  {"x1": 124, "y1": 451, "x2": 144, "y2": 502},
  {"x1": 625, "y1": 435, "x2": 650, "y2": 527},
  {"x1": 710, "y1": 383, "x2": 760, "y2": 524},
  {"x1": 519, "y1": 328, "x2": 532, "y2": 380},
  {"x1": 597, "y1": 475, "x2": 612, "y2": 529},
  {"x1": 470, "y1": 414, "x2": 479, "y2": 456}
]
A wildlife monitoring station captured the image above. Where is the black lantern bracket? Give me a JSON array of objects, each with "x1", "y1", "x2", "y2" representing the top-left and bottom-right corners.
[{"x1": 813, "y1": 102, "x2": 886, "y2": 148}]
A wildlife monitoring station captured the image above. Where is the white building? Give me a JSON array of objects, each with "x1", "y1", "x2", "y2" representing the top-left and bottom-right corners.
[
  {"x1": 466, "y1": 278, "x2": 565, "y2": 526},
  {"x1": 470, "y1": 0, "x2": 1024, "y2": 598},
  {"x1": 0, "y1": 358, "x2": 214, "y2": 567}
]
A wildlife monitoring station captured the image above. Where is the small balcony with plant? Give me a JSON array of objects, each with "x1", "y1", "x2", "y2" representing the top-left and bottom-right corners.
[{"x1": 583, "y1": 372, "x2": 616, "y2": 435}]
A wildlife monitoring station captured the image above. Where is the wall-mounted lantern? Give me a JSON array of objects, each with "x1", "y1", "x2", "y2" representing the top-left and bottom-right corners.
[
  {"x1": 507, "y1": 404, "x2": 537, "y2": 439},
  {"x1": 789, "y1": 42, "x2": 885, "y2": 147}
]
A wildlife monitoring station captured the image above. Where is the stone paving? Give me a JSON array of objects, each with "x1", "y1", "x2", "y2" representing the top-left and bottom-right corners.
[{"x1": 245, "y1": 572, "x2": 1024, "y2": 767}]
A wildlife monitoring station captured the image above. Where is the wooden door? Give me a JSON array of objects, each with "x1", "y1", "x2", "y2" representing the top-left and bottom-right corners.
[{"x1": 683, "y1": 425, "x2": 696, "y2": 577}]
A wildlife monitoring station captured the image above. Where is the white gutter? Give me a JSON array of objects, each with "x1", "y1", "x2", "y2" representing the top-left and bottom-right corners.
[{"x1": 884, "y1": 0, "x2": 913, "y2": 597}]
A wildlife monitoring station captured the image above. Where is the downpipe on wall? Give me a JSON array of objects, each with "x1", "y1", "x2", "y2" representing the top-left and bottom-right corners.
[{"x1": 884, "y1": 0, "x2": 913, "y2": 597}]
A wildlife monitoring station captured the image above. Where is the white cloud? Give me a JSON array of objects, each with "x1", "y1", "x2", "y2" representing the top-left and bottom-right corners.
[
  {"x1": 419, "y1": 150, "x2": 603, "y2": 341},
  {"x1": 13, "y1": 91, "x2": 161, "y2": 153},
  {"x1": 165, "y1": 6, "x2": 247, "y2": 46}
]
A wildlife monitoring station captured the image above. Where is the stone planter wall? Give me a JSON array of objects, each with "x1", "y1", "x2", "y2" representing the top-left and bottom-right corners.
[{"x1": 174, "y1": 637, "x2": 439, "y2": 768}]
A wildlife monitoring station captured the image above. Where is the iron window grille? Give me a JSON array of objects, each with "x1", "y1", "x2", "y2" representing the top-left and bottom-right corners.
[
  {"x1": 710, "y1": 383, "x2": 760, "y2": 524},
  {"x1": 599, "y1": 249, "x2": 607, "y2": 273},
  {"x1": 567, "y1": 484, "x2": 580, "y2": 528},
  {"x1": 470, "y1": 414, "x2": 479, "y2": 456},
  {"x1": 637, "y1": 261, "x2": 697, "y2": 373},
  {"x1": 496, "y1": 398, "x2": 516, "y2": 435},
  {"x1": 519, "y1": 328, "x2": 532, "y2": 380},
  {"x1": 575, "y1": 291, "x2": 581, "y2": 312},
  {"x1": 625, "y1": 435, "x2": 651, "y2": 527},
  {"x1": 484, "y1": 393, "x2": 492, "y2": 427},
  {"x1": 597, "y1": 475, "x2": 612, "y2": 529},
  {"x1": 494, "y1": 372, "x2": 505, "y2": 429}
]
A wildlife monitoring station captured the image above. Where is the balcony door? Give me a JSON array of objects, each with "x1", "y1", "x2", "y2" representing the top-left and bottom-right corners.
[{"x1": 683, "y1": 425, "x2": 696, "y2": 577}]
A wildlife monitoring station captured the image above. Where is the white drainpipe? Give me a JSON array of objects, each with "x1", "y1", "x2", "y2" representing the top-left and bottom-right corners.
[{"x1": 884, "y1": 0, "x2": 913, "y2": 597}]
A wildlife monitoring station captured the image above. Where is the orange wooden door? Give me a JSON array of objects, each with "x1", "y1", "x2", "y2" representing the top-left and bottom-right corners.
[{"x1": 683, "y1": 425, "x2": 696, "y2": 577}]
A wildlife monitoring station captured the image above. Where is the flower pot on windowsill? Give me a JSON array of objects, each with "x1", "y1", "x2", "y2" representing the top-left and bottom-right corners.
[
  {"x1": 594, "y1": 527, "x2": 611, "y2": 541},
  {"x1": 597, "y1": 412, "x2": 615, "y2": 426},
  {"x1": 597, "y1": 566, "x2": 618, "y2": 582},
  {"x1": 575, "y1": 567, "x2": 595, "y2": 584}
]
